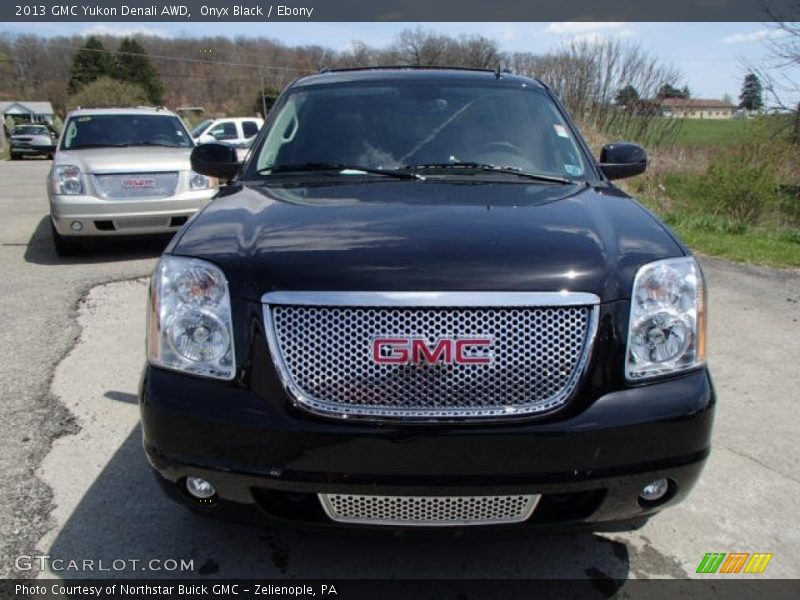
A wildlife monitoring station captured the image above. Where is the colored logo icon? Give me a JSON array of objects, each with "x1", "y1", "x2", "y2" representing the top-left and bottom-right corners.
[{"x1": 696, "y1": 553, "x2": 773, "y2": 574}]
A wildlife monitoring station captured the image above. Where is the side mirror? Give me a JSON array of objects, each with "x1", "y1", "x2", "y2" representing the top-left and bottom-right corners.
[
  {"x1": 191, "y1": 143, "x2": 240, "y2": 180},
  {"x1": 599, "y1": 142, "x2": 647, "y2": 180}
]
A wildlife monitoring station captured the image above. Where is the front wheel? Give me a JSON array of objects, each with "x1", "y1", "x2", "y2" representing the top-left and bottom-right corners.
[{"x1": 51, "y1": 220, "x2": 80, "y2": 256}]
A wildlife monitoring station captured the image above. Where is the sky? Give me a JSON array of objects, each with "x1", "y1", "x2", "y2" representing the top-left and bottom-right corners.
[{"x1": 3, "y1": 21, "x2": 798, "y2": 104}]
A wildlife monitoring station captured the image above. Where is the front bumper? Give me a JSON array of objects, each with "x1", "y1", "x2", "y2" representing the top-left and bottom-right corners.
[
  {"x1": 49, "y1": 189, "x2": 216, "y2": 236},
  {"x1": 140, "y1": 365, "x2": 715, "y2": 531},
  {"x1": 11, "y1": 144, "x2": 53, "y2": 156}
]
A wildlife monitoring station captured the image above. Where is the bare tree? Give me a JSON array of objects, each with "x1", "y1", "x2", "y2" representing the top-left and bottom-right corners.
[
  {"x1": 394, "y1": 27, "x2": 450, "y2": 66},
  {"x1": 518, "y1": 39, "x2": 682, "y2": 145}
]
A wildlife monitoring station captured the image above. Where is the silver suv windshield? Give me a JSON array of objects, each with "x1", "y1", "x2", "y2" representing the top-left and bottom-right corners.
[
  {"x1": 61, "y1": 114, "x2": 194, "y2": 150},
  {"x1": 253, "y1": 80, "x2": 588, "y2": 181},
  {"x1": 13, "y1": 125, "x2": 49, "y2": 136}
]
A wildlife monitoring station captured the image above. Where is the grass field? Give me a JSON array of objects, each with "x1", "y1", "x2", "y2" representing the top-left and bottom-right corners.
[
  {"x1": 629, "y1": 168, "x2": 800, "y2": 269},
  {"x1": 670, "y1": 223, "x2": 800, "y2": 268},
  {"x1": 670, "y1": 118, "x2": 753, "y2": 146}
]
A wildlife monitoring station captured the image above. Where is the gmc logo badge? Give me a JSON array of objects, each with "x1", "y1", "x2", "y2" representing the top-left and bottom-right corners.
[
  {"x1": 121, "y1": 178, "x2": 156, "y2": 188},
  {"x1": 372, "y1": 337, "x2": 493, "y2": 365}
]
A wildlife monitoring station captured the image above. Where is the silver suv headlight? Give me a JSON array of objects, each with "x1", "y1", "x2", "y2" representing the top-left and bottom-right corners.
[
  {"x1": 626, "y1": 257, "x2": 706, "y2": 381},
  {"x1": 189, "y1": 170, "x2": 217, "y2": 190},
  {"x1": 147, "y1": 255, "x2": 235, "y2": 380},
  {"x1": 53, "y1": 165, "x2": 84, "y2": 195}
]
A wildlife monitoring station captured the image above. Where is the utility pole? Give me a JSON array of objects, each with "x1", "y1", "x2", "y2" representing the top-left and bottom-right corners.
[
  {"x1": 794, "y1": 102, "x2": 800, "y2": 146},
  {"x1": 260, "y1": 70, "x2": 268, "y2": 119}
]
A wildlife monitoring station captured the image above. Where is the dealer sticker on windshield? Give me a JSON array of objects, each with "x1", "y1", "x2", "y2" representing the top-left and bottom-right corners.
[{"x1": 554, "y1": 124, "x2": 571, "y2": 138}]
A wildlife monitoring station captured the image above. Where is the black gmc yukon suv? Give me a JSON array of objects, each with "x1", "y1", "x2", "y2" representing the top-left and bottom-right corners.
[{"x1": 140, "y1": 68, "x2": 714, "y2": 531}]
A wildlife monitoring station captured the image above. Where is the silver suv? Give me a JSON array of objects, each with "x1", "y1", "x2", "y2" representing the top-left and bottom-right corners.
[
  {"x1": 10, "y1": 124, "x2": 56, "y2": 159},
  {"x1": 48, "y1": 107, "x2": 218, "y2": 255}
]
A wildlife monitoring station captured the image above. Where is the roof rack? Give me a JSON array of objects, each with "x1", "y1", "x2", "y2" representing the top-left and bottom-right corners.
[
  {"x1": 73, "y1": 105, "x2": 170, "y2": 111},
  {"x1": 319, "y1": 65, "x2": 496, "y2": 74}
]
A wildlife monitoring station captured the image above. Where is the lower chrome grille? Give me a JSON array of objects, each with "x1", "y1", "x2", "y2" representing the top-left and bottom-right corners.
[
  {"x1": 319, "y1": 494, "x2": 539, "y2": 526},
  {"x1": 113, "y1": 217, "x2": 171, "y2": 229},
  {"x1": 263, "y1": 291, "x2": 599, "y2": 420},
  {"x1": 93, "y1": 172, "x2": 179, "y2": 199}
]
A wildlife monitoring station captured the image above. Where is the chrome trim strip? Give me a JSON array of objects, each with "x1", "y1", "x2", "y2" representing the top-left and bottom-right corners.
[
  {"x1": 262, "y1": 291, "x2": 600, "y2": 307},
  {"x1": 318, "y1": 493, "x2": 541, "y2": 527},
  {"x1": 261, "y1": 291, "x2": 600, "y2": 422}
]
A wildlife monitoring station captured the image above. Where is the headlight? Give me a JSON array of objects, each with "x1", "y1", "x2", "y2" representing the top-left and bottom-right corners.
[
  {"x1": 189, "y1": 171, "x2": 217, "y2": 190},
  {"x1": 53, "y1": 165, "x2": 84, "y2": 195},
  {"x1": 147, "y1": 255, "x2": 235, "y2": 380},
  {"x1": 626, "y1": 257, "x2": 706, "y2": 381}
]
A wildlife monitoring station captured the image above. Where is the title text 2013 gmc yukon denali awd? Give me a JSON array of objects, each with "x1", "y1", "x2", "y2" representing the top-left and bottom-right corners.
[{"x1": 140, "y1": 68, "x2": 714, "y2": 531}]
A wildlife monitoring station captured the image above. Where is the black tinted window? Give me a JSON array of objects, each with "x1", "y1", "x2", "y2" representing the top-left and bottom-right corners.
[
  {"x1": 209, "y1": 121, "x2": 238, "y2": 141},
  {"x1": 242, "y1": 121, "x2": 260, "y2": 137},
  {"x1": 255, "y1": 80, "x2": 587, "y2": 179}
]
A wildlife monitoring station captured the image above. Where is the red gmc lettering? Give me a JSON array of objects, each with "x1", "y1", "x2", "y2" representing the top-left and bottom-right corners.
[
  {"x1": 372, "y1": 338, "x2": 409, "y2": 364},
  {"x1": 411, "y1": 339, "x2": 452, "y2": 364},
  {"x1": 455, "y1": 339, "x2": 492, "y2": 364},
  {"x1": 372, "y1": 338, "x2": 492, "y2": 365}
]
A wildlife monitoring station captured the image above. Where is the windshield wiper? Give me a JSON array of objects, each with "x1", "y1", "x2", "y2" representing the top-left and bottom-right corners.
[
  {"x1": 257, "y1": 162, "x2": 424, "y2": 180},
  {"x1": 69, "y1": 143, "x2": 131, "y2": 149},
  {"x1": 403, "y1": 162, "x2": 573, "y2": 184},
  {"x1": 129, "y1": 142, "x2": 185, "y2": 148}
]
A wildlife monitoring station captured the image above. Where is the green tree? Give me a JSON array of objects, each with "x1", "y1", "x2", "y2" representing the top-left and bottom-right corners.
[
  {"x1": 614, "y1": 84, "x2": 640, "y2": 109},
  {"x1": 739, "y1": 72, "x2": 764, "y2": 112},
  {"x1": 68, "y1": 37, "x2": 114, "y2": 94},
  {"x1": 254, "y1": 85, "x2": 281, "y2": 117},
  {"x1": 114, "y1": 38, "x2": 164, "y2": 105},
  {"x1": 657, "y1": 83, "x2": 687, "y2": 99},
  {"x1": 67, "y1": 76, "x2": 148, "y2": 110}
]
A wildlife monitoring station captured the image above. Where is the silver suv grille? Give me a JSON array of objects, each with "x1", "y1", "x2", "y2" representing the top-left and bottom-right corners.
[
  {"x1": 319, "y1": 493, "x2": 539, "y2": 526},
  {"x1": 263, "y1": 292, "x2": 598, "y2": 420},
  {"x1": 93, "y1": 172, "x2": 179, "y2": 199}
]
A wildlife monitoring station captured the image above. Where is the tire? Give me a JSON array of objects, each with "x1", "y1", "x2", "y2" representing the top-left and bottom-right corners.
[{"x1": 50, "y1": 220, "x2": 80, "y2": 256}]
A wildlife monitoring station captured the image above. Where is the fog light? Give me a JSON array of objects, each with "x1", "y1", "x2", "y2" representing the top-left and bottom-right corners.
[
  {"x1": 70, "y1": 221, "x2": 83, "y2": 232},
  {"x1": 185, "y1": 476, "x2": 216, "y2": 499},
  {"x1": 640, "y1": 479, "x2": 669, "y2": 502}
]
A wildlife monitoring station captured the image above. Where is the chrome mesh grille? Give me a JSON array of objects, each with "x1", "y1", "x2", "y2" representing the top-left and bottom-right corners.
[
  {"x1": 93, "y1": 172, "x2": 179, "y2": 199},
  {"x1": 114, "y1": 217, "x2": 172, "y2": 230},
  {"x1": 320, "y1": 494, "x2": 539, "y2": 526},
  {"x1": 266, "y1": 296, "x2": 596, "y2": 420}
]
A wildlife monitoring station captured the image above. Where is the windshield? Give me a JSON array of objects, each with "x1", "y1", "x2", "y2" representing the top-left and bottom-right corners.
[
  {"x1": 60, "y1": 114, "x2": 194, "y2": 150},
  {"x1": 251, "y1": 80, "x2": 589, "y2": 181},
  {"x1": 13, "y1": 125, "x2": 49, "y2": 136},
  {"x1": 191, "y1": 119, "x2": 213, "y2": 138}
]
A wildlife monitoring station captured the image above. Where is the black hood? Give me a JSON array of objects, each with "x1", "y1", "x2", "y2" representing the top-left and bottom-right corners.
[{"x1": 171, "y1": 180, "x2": 685, "y2": 302}]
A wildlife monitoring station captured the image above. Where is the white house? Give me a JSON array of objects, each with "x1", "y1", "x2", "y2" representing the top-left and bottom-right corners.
[{"x1": 1, "y1": 101, "x2": 55, "y2": 124}]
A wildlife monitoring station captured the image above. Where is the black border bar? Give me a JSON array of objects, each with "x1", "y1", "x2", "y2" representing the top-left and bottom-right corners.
[
  {"x1": 3, "y1": 579, "x2": 800, "y2": 600},
  {"x1": 1, "y1": 0, "x2": 799, "y2": 22}
]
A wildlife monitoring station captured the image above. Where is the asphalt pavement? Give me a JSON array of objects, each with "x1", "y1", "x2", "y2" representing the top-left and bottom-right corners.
[{"x1": 1, "y1": 159, "x2": 798, "y2": 584}]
